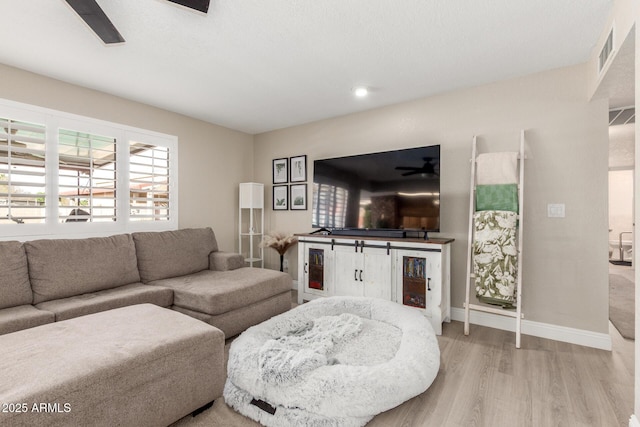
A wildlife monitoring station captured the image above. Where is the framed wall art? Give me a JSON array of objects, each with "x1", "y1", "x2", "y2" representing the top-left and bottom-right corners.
[
  {"x1": 273, "y1": 185, "x2": 288, "y2": 210},
  {"x1": 273, "y1": 158, "x2": 288, "y2": 184},
  {"x1": 290, "y1": 155, "x2": 307, "y2": 182},
  {"x1": 290, "y1": 184, "x2": 307, "y2": 210}
]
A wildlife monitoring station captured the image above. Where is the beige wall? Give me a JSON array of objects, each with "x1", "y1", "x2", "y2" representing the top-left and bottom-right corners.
[
  {"x1": 255, "y1": 63, "x2": 610, "y2": 334},
  {"x1": 0, "y1": 59, "x2": 612, "y2": 335},
  {"x1": 0, "y1": 63, "x2": 254, "y2": 250}
]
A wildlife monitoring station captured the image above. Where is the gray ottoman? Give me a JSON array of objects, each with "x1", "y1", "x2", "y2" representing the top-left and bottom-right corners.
[{"x1": 0, "y1": 304, "x2": 224, "y2": 427}]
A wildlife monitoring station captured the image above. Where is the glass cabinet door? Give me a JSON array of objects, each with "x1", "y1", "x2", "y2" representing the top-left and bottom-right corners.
[
  {"x1": 401, "y1": 255, "x2": 428, "y2": 308},
  {"x1": 308, "y1": 248, "x2": 325, "y2": 291},
  {"x1": 395, "y1": 249, "x2": 441, "y2": 318}
]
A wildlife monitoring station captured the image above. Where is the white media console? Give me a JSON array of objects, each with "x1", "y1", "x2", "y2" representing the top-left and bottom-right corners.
[{"x1": 297, "y1": 234, "x2": 453, "y2": 334}]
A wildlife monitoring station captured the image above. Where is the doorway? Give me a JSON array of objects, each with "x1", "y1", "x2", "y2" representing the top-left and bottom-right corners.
[
  {"x1": 608, "y1": 115, "x2": 635, "y2": 340},
  {"x1": 609, "y1": 119, "x2": 635, "y2": 265},
  {"x1": 609, "y1": 167, "x2": 634, "y2": 266}
]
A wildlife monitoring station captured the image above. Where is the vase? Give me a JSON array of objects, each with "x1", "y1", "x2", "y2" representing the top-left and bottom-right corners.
[{"x1": 279, "y1": 254, "x2": 284, "y2": 272}]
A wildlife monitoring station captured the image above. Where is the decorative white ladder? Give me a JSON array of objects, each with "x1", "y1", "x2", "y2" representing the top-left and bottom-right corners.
[{"x1": 463, "y1": 130, "x2": 525, "y2": 348}]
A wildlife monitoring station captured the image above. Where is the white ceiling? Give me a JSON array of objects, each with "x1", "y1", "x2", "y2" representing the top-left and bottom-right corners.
[{"x1": 0, "y1": 0, "x2": 613, "y2": 134}]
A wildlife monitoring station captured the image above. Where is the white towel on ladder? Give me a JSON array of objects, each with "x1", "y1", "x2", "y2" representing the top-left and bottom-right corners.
[{"x1": 476, "y1": 152, "x2": 518, "y2": 185}]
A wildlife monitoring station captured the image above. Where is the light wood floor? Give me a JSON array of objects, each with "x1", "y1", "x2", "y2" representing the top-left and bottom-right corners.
[{"x1": 173, "y1": 294, "x2": 634, "y2": 427}]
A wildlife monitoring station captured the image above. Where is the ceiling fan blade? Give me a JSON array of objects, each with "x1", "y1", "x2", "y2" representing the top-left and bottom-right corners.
[
  {"x1": 64, "y1": 0, "x2": 125, "y2": 44},
  {"x1": 167, "y1": 0, "x2": 210, "y2": 13}
]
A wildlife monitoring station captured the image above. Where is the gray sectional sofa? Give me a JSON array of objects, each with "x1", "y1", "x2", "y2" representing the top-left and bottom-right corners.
[
  {"x1": 0, "y1": 227, "x2": 292, "y2": 426},
  {"x1": 0, "y1": 227, "x2": 292, "y2": 336}
]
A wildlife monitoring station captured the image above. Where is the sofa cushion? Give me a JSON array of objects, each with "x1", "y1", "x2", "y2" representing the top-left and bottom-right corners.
[
  {"x1": 173, "y1": 292, "x2": 292, "y2": 338},
  {"x1": 133, "y1": 228, "x2": 219, "y2": 282},
  {"x1": 0, "y1": 241, "x2": 33, "y2": 309},
  {"x1": 25, "y1": 234, "x2": 141, "y2": 304},
  {"x1": 35, "y1": 283, "x2": 174, "y2": 321},
  {"x1": 0, "y1": 305, "x2": 55, "y2": 335},
  {"x1": 209, "y1": 251, "x2": 244, "y2": 271},
  {"x1": 149, "y1": 268, "x2": 292, "y2": 316}
]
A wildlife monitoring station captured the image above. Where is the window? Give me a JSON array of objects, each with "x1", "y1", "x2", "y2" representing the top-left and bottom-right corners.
[
  {"x1": 58, "y1": 129, "x2": 117, "y2": 222},
  {"x1": 0, "y1": 118, "x2": 46, "y2": 224},
  {"x1": 129, "y1": 141, "x2": 170, "y2": 221},
  {"x1": 0, "y1": 99, "x2": 178, "y2": 237}
]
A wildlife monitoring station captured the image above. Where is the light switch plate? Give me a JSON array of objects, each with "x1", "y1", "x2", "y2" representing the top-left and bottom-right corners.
[{"x1": 547, "y1": 203, "x2": 565, "y2": 218}]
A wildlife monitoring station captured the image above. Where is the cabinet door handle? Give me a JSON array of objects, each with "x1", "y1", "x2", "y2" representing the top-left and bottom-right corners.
[
  {"x1": 359, "y1": 270, "x2": 363, "y2": 282},
  {"x1": 354, "y1": 269, "x2": 358, "y2": 281},
  {"x1": 304, "y1": 263, "x2": 308, "y2": 274},
  {"x1": 427, "y1": 277, "x2": 431, "y2": 291}
]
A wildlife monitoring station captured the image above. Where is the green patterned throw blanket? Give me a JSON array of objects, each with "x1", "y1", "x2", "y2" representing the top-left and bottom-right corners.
[{"x1": 473, "y1": 210, "x2": 518, "y2": 308}]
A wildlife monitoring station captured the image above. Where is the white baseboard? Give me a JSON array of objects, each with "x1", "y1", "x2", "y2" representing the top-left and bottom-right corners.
[
  {"x1": 451, "y1": 307, "x2": 612, "y2": 351},
  {"x1": 630, "y1": 414, "x2": 640, "y2": 427}
]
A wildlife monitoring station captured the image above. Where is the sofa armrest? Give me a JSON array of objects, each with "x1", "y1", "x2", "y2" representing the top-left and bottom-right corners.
[{"x1": 209, "y1": 251, "x2": 245, "y2": 271}]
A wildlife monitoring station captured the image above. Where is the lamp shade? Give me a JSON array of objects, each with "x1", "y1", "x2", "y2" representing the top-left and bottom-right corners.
[{"x1": 239, "y1": 182, "x2": 264, "y2": 209}]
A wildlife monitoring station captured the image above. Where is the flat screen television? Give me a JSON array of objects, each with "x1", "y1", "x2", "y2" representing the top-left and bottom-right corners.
[{"x1": 311, "y1": 145, "x2": 440, "y2": 238}]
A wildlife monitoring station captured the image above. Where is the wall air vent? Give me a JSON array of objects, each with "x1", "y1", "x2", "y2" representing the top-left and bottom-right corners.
[
  {"x1": 609, "y1": 107, "x2": 635, "y2": 126},
  {"x1": 599, "y1": 28, "x2": 614, "y2": 73}
]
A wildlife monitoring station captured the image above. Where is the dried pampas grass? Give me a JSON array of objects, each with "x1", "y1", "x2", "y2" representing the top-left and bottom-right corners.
[{"x1": 260, "y1": 232, "x2": 298, "y2": 255}]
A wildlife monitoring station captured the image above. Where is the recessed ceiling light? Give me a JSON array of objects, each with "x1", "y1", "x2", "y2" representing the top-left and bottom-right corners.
[{"x1": 353, "y1": 86, "x2": 368, "y2": 97}]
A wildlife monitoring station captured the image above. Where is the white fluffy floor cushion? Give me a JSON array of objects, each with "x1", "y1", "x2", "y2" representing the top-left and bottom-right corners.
[{"x1": 224, "y1": 296, "x2": 440, "y2": 427}]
